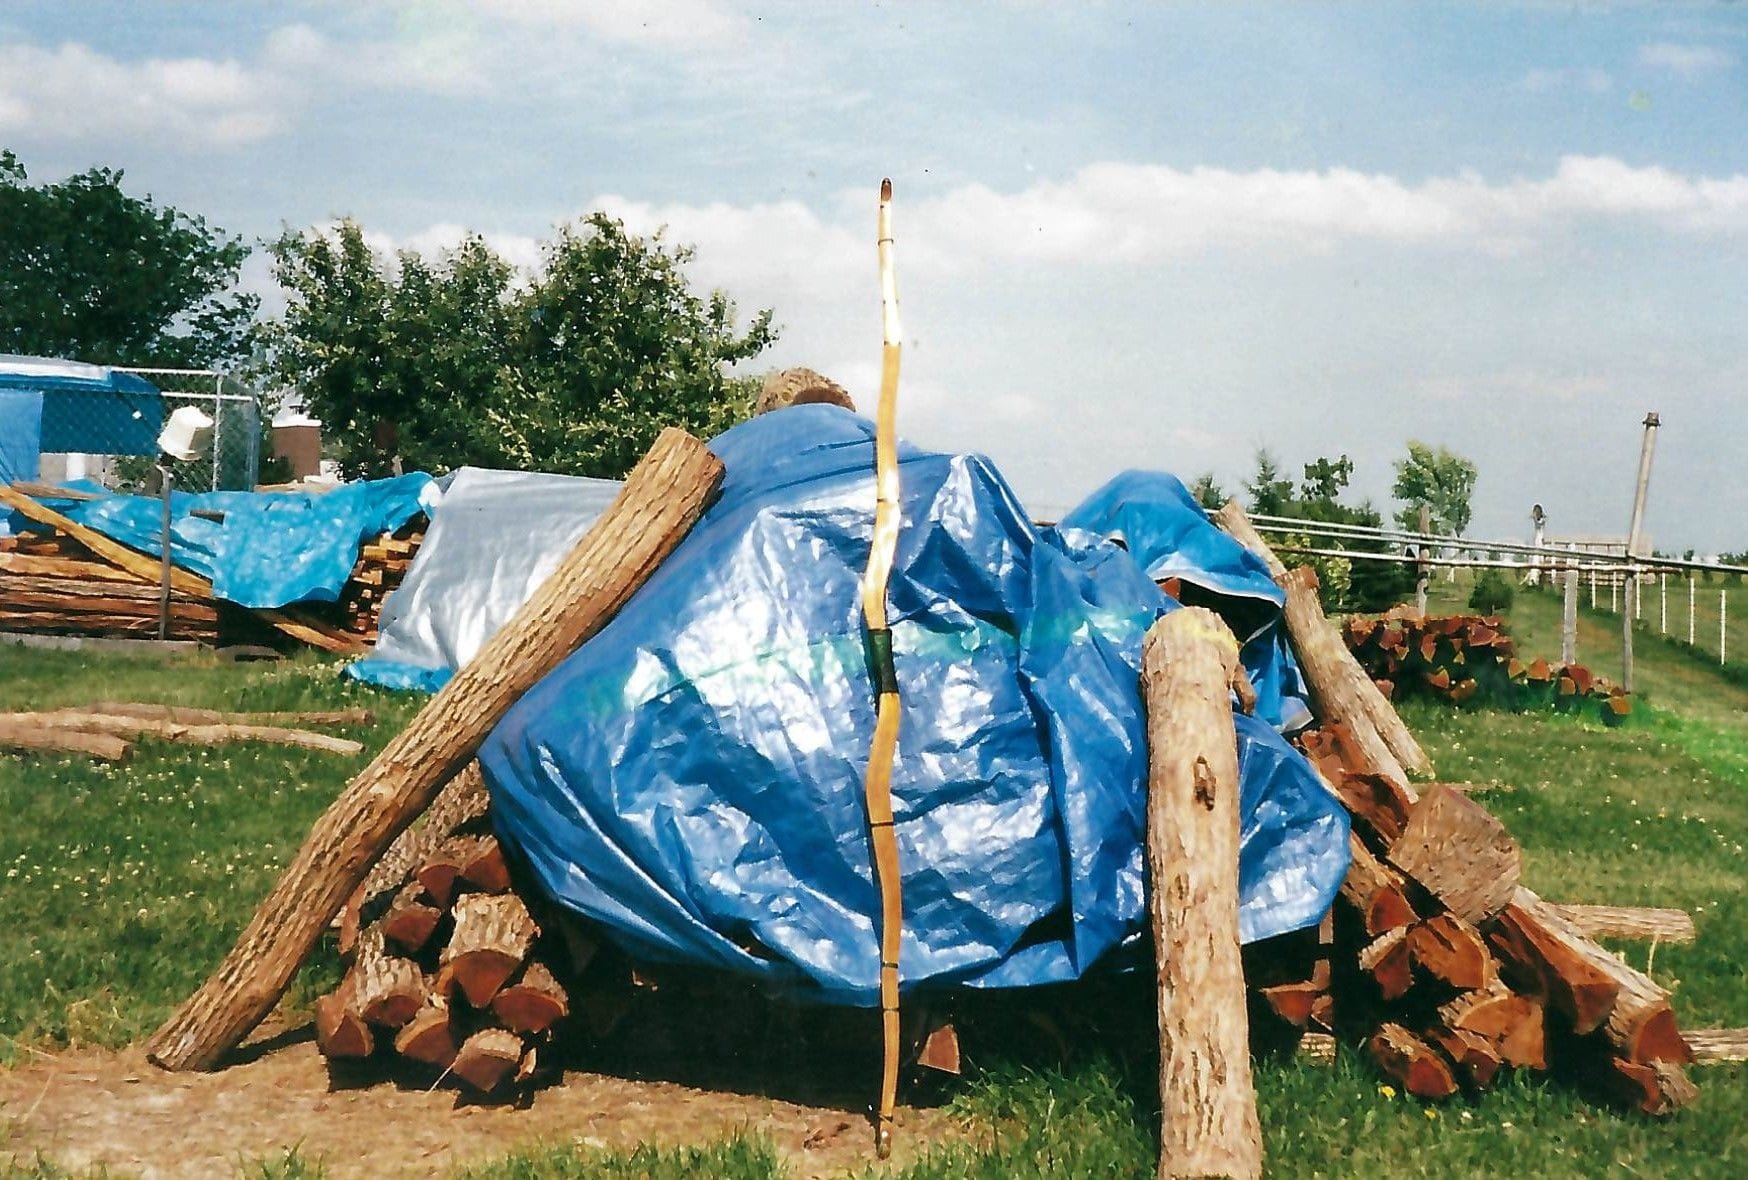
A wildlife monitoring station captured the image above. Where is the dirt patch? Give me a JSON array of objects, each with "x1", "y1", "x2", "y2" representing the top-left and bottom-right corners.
[{"x1": 0, "y1": 1034, "x2": 960, "y2": 1178}]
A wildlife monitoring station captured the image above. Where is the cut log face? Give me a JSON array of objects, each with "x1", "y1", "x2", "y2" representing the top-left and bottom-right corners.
[
  {"x1": 380, "y1": 883, "x2": 443, "y2": 954},
  {"x1": 1358, "y1": 926, "x2": 1414, "y2": 1002},
  {"x1": 1141, "y1": 608, "x2": 1264, "y2": 1180},
  {"x1": 451, "y1": 1028, "x2": 525, "y2": 1093},
  {"x1": 1426, "y1": 1025, "x2": 1503, "y2": 1090},
  {"x1": 490, "y1": 960, "x2": 569, "y2": 1035},
  {"x1": 1409, "y1": 914, "x2": 1496, "y2": 991},
  {"x1": 916, "y1": 1022, "x2": 963, "y2": 1075},
  {"x1": 1368, "y1": 1023, "x2": 1458, "y2": 1100},
  {"x1": 1386, "y1": 786, "x2": 1521, "y2": 924},
  {"x1": 1438, "y1": 980, "x2": 1547, "y2": 1070},
  {"x1": 460, "y1": 836, "x2": 512, "y2": 894},
  {"x1": 1487, "y1": 897, "x2": 1624, "y2": 1037},
  {"x1": 1339, "y1": 835, "x2": 1419, "y2": 937},
  {"x1": 393, "y1": 999, "x2": 460, "y2": 1068},
  {"x1": 314, "y1": 992, "x2": 373, "y2": 1059},
  {"x1": 445, "y1": 893, "x2": 538, "y2": 1008}
]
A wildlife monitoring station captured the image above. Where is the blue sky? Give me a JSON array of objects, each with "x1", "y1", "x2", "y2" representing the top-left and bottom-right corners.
[{"x1": 2, "y1": 2, "x2": 1745, "y2": 548}]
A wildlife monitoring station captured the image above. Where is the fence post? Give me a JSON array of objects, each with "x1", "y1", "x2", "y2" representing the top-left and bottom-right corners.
[
  {"x1": 1721, "y1": 591, "x2": 1728, "y2": 666},
  {"x1": 1591, "y1": 569, "x2": 1598, "y2": 609},
  {"x1": 1562, "y1": 566, "x2": 1578, "y2": 666},
  {"x1": 1620, "y1": 411, "x2": 1660, "y2": 694},
  {"x1": 1612, "y1": 579, "x2": 1619, "y2": 615},
  {"x1": 1414, "y1": 505, "x2": 1430, "y2": 615},
  {"x1": 1690, "y1": 576, "x2": 1697, "y2": 646},
  {"x1": 1660, "y1": 573, "x2": 1667, "y2": 635}
]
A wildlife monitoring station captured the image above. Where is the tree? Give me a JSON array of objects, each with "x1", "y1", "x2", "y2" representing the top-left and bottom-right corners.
[
  {"x1": 1244, "y1": 448, "x2": 1414, "y2": 613},
  {"x1": 1244, "y1": 450, "x2": 1295, "y2": 517},
  {"x1": 1189, "y1": 472, "x2": 1227, "y2": 511},
  {"x1": 1392, "y1": 440, "x2": 1478, "y2": 538},
  {"x1": 266, "y1": 215, "x2": 776, "y2": 479},
  {"x1": 0, "y1": 150, "x2": 257, "y2": 367}
]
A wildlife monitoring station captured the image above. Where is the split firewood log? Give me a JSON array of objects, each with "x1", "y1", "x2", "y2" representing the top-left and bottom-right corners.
[
  {"x1": 380, "y1": 882, "x2": 444, "y2": 954},
  {"x1": 1367, "y1": 1023, "x2": 1458, "y2": 1100},
  {"x1": 490, "y1": 960, "x2": 569, "y2": 1034},
  {"x1": 444, "y1": 892, "x2": 538, "y2": 1007},
  {"x1": 314, "y1": 986, "x2": 373, "y2": 1059},
  {"x1": 1386, "y1": 786, "x2": 1520, "y2": 925},
  {"x1": 348, "y1": 932, "x2": 427, "y2": 1029},
  {"x1": 1357, "y1": 926, "x2": 1414, "y2": 1002},
  {"x1": 1437, "y1": 978, "x2": 1547, "y2": 1070},
  {"x1": 393, "y1": 997, "x2": 461, "y2": 1069},
  {"x1": 1339, "y1": 835, "x2": 1419, "y2": 937},
  {"x1": 1424, "y1": 1025, "x2": 1503, "y2": 1090},
  {"x1": 451, "y1": 1027, "x2": 526, "y2": 1093},
  {"x1": 1408, "y1": 914, "x2": 1496, "y2": 991}
]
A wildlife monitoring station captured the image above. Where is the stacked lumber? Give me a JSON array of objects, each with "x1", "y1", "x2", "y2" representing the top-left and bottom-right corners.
[
  {"x1": 1344, "y1": 611, "x2": 1630, "y2": 723},
  {"x1": 317, "y1": 763, "x2": 570, "y2": 1094},
  {"x1": 334, "y1": 522, "x2": 425, "y2": 644},
  {"x1": 0, "y1": 531, "x2": 217, "y2": 642}
]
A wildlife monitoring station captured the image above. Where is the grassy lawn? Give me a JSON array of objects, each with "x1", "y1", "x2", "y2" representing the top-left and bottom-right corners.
[{"x1": 2, "y1": 611, "x2": 1746, "y2": 1176}]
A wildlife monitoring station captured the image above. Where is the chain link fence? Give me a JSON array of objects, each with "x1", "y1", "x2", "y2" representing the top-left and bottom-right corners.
[{"x1": 32, "y1": 368, "x2": 263, "y2": 494}]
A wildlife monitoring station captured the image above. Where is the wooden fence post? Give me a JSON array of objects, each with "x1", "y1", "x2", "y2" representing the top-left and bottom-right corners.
[
  {"x1": 1562, "y1": 567, "x2": 1579, "y2": 666},
  {"x1": 1721, "y1": 591, "x2": 1727, "y2": 666},
  {"x1": 1690, "y1": 576, "x2": 1697, "y2": 646},
  {"x1": 1143, "y1": 607, "x2": 1263, "y2": 1180},
  {"x1": 1660, "y1": 573, "x2": 1667, "y2": 635},
  {"x1": 1414, "y1": 505, "x2": 1431, "y2": 615}
]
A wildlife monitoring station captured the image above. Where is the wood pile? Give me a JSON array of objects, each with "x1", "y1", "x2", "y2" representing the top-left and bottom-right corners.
[
  {"x1": 1343, "y1": 610, "x2": 1630, "y2": 723},
  {"x1": 0, "y1": 530, "x2": 218, "y2": 642},
  {"x1": 333, "y1": 523, "x2": 425, "y2": 644},
  {"x1": 318, "y1": 763, "x2": 573, "y2": 1093}
]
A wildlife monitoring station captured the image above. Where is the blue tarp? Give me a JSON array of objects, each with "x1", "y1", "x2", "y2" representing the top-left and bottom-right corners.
[
  {"x1": 0, "y1": 389, "x2": 43, "y2": 487},
  {"x1": 0, "y1": 356, "x2": 163, "y2": 456},
  {"x1": 19, "y1": 475, "x2": 432, "y2": 609},
  {"x1": 480, "y1": 407, "x2": 1349, "y2": 1005},
  {"x1": 1063, "y1": 470, "x2": 1313, "y2": 732}
]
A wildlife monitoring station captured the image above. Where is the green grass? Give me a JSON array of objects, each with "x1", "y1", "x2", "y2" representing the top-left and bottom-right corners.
[{"x1": 3, "y1": 623, "x2": 1747, "y2": 1176}]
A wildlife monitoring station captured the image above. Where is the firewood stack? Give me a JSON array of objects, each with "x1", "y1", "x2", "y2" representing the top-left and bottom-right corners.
[
  {"x1": 318, "y1": 761, "x2": 573, "y2": 1094},
  {"x1": 0, "y1": 529, "x2": 219, "y2": 642},
  {"x1": 333, "y1": 521, "x2": 425, "y2": 644}
]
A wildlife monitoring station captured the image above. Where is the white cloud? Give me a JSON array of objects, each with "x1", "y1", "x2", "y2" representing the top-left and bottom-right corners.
[
  {"x1": 471, "y1": 0, "x2": 748, "y2": 46},
  {"x1": 262, "y1": 23, "x2": 487, "y2": 98},
  {"x1": 1639, "y1": 42, "x2": 1735, "y2": 77},
  {"x1": 0, "y1": 41, "x2": 288, "y2": 147}
]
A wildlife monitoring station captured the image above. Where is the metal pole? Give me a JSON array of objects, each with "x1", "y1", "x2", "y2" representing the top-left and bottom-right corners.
[
  {"x1": 158, "y1": 463, "x2": 174, "y2": 641},
  {"x1": 1621, "y1": 411, "x2": 1661, "y2": 693}
]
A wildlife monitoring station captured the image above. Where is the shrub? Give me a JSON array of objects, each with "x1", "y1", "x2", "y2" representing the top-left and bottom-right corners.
[{"x1": 1468, "y1": 568, "x2": 1515, "y2": 615}]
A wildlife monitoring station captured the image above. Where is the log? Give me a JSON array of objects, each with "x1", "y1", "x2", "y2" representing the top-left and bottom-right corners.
[
  {"x1": 0, "y1": 484, "x2": 364, "y2": 654},
  {"x1": 1257, "y1": 982, "x2": 1327, "y2": 1030},
  {"x1": 1386, "y1": 785, "x2": 1520, "y2": 924},
  {"x1": 393, "y1": 998, "x2": 460, "y2": 1068},
  {"x1": 1141, "y1": 607, "x2": 1263, "y2": 1180},
  {"x1": 445, "y1": 892, "x2": 538, "y2": 1007},
  {"x1": 1213, "y1": 501, "x2": 1431, "y2": 778},
  {"x1": 1494, "y1": 889, "x2": 1690, "y2": 1064},
  {"x1": 1606, "y1": 1057, "x2": 1699, "y2": 1116},
  {"x1": 451, "y1": 1027, "x2": 525, "y2": 1093},
  {"x1": 1, "y1": 711, "x2": 363, "y2": 756},
  {"x1": 1438, "y1": 978, "x2": 1547, "y2": 1070},
  {"x1": 1425, "y1": 1025, "x2": 1503, "y2": 1090},
  {"x1": 1297, "y1": 1032, "x2": 1337, "y2": 1066},
  {"x1": 490, "y1": 959, "x2": 569, "y2": 1034},
  {"x1": 1683, "y1": 1028, "x2": 1748, "y2": 1064},
  {"x1": 145, "y1": 428, "x2": 723, "y2": 1070},
  {"x1": 1357, "y1": 925, "x2": 1414, "y2": 1002},
  {"x1": 916, "y1": 1022, "x2": 963, "y2": 1075},
  {"x1": 415, "y1": 839, "x2": 473, "y2": 909},
  {"x1": 1367, "y1": 1023, "x2": 1458, "y2": 1100},
  {"x1": 0, "y1": 722, "x2": 132, "y2": 761},
  {"x1": 1408, "y1": 914, "x2": 1495, "y2": 991},
  {"x1": 1555, "y1": 904, "x2": 1696, "y2": 945},
  {"x1": 460, "y1": 835, "x2": 512, "y2": 893},
  {"x1": 349, "y1": 933, "x2": 427, "y2": 1029},
  {"x1": 80, "y1": 702, "x2": 375, "y2": 729},
  {"x1": 0, "y1": 552, "x2": 158, "y2": 582},
  {"x1": 313, "y1": 990, "x2": 373, "y2": 1059},
  {"x1": 380, "y1": 882, "x2": 444, "y2": 954},
  {"x1": 1326, "y1": 769, "x2": 1415, "y2": 847},
  {"x1": 1339, "y1": 835, "x2": 1418, "y2": 937},
  {"x1": 1486, "y1": 896, "x2": 1620, "y2": 1036}
]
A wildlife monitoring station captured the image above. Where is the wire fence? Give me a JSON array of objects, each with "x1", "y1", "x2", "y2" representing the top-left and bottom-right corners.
[
  {"x1": 1580, "y1": 568, "x2": 1739, "y2": 668},
  {"x1": 33, "y1": 368, "x2": 262, "y2": 494}
]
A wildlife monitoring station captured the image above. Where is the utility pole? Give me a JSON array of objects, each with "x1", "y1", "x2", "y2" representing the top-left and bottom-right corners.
[{"x1": 1621, "y1": 412, "x2": 1661, "y2": 693}]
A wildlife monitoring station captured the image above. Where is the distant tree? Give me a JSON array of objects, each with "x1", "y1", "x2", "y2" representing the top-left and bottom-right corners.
[
  {"x1": 1392, "y1": 440, "x2": 1478, "y2": 538},
  {"x1": 0, "y1": 149, "x2": 257, "y2": 367},
  {"x1": 1189, "y1": 472, "x2": 1227, "y2": 511},
  {"x1": 267, "y1": 215, "x2": 775, "y2": 479},
  {"x1": 1245, "y1": 449, "x2": 1295, "y2": 517}
]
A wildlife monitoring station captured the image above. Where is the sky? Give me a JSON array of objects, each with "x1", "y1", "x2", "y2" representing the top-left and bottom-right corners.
[{"x1": 2, "y1": 2, "x2": 1745, "y2": 549}]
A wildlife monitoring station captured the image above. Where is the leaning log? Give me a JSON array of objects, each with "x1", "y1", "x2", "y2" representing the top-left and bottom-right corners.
[
  {"x1": 144, "y1": 428, "x2": 724, "y2": 1071},
  {"x1": 1141, "y1": 607, "x2": 1263, "y2": 1180},
  {"x1": 1213, "y1": 501, "x2": 1430, "y2": 779}
]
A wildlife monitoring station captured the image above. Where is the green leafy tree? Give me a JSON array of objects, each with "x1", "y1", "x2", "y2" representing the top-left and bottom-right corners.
[
  {"x1": 1392, "y1": 440, "x2": 1478, "y2": 537},
  {"x1": 0, "y1": 150, "x2": 257, "y2": 367},
  {"x1": 1244, "y1": 449, "x2": 1413, "y2": 613},
  {"x1": 266, "y1": 215, "x2": 775, "y2": 479},
  {"x1": 1189, "y1": 472, "x2": 1227, "y2": 511},
  {"x1": 1244, "y1": 449, "x2": 1295, "y2": 516}
]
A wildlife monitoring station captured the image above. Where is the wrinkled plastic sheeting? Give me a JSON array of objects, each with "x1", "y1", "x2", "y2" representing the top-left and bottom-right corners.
[
  {"x1": 0, "y1": 389, "x2": 43, "y2": 489},
  {"x1": 480, "y1": 407, "x2": 1349, "y2": 1005},
  {"x1": 347, "y1": 467, "x2": 625, "y2": 692},
  {"x1": 20, "y1": 475, "x2": 431, "y2": 608},
  {"x1": 1062, "y1": 470, "x2": 1313, "y2": 733}
]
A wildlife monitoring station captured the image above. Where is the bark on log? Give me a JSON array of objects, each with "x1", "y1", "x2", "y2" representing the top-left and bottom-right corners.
[
  {"x1": 0, "y1": 485, "x2": 364, "y2": 653},
  {"x1": 1683, "y1": 1028, "x2": 1748, "y2": 1063},
  {"x1": 1, "y1": 712, "x2": 363, "y2": 756},
  {"x1": 1554, "y1": 904, "x2": 1696, "y2": 945},
  {"x1": 1338, "y1": 832, "x2": 1419, "y2": 936},
  {"x1": 349, "y1": 932, "x2": 427, "y2": 1029},
  {"x1": 490, "y1": 960, "x2": 569, "y2": 1034},
  {"x1": 0, "y1": 722, "x2": 132, "y2": 761},
  {"x1": 445, "y1": 892, "x2": 538, "y2": 1007},
  {"x1": 1297, "y1": 1032, "x2": 1337, "y2": 1066},
  {"x1": 1368, "y1": 1023, "x2": 1458, "y2": 1099},
  {"x1": 1141, "y1": 607, "x2": 1263, "y2": 1180},
  {"x1": 80, "y1": 702, "x2": 375, "y2": 729},
  {"x1": 145, "y1": 428, "x2": 723, "y2": 1071},
  {"x1": 1213, "y1": 500, "x2": 1431, "y2": 778},
  {"x1": 451, "y1": 1028, "x2": 526, "y2": 1093},
  {"x1": 1386, "y1": 786, "x2": 1520, "y2": 924}
]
